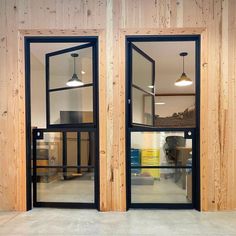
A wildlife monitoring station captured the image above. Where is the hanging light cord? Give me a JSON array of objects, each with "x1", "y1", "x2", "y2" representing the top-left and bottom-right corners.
[
  {"x1": 182, "y1": 55, "x2": 185, "y2": 73},
  {"x1": 73, "y1": 56, "x2": 76, "y2": 74}
]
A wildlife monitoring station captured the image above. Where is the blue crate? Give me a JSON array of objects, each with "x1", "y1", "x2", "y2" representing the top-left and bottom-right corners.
[{"x1": 131, "y1": 148, "x2": 140, "y2": 174}]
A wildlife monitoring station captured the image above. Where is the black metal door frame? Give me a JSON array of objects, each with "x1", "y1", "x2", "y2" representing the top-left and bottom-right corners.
[
  {"x1": 25, "y1": 36, "x2": 99, "y2": 210},
  {"x1": 125, "y1": 35, "x2": 201, "y2": 210}
]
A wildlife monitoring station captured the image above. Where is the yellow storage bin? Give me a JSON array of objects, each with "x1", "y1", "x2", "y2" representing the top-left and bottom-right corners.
[{"x1": 141, "y1": 149, "x2": 160, "y2": 179}]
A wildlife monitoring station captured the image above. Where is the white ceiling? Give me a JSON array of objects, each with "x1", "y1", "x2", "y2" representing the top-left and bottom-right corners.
[
  {"x1": 31, "y1": 43, "x2": 87, "y2": 62},
  {"x1": 134, "y1": 41, "x2": 196, "y2": 94},
  {"x1": 31, "y1": 41, "x2": 196, "y2": 94},
  {"x1": 30, "y1": 42, "x2": 92, "y2": 76}
]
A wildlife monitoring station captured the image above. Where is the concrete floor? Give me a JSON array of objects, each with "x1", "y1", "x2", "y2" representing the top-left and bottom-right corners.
[
  {"x1": 132, "y1": 178, "x2": 190, "y2": 203},
  {"x1": 37, "y1": 173, "x2": 189, "y2": 204},
  {"x1": 0, "y1": 209, "x2": 236, "y2": 235},
  {"x1": 37, "y1": 179, "x2": 94, "y2": 203}
]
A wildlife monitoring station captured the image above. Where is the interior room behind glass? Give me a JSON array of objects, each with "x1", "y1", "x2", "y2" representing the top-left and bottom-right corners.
[
  {"x1": 130, "y1": 40, "x2": 196, "y2": 205},
  {"x1": 132, "y1": 41, "x2": 196, "y2": 128},
  {"x1": 30, "y1": 42, "x2": 95, "y2": 203}
]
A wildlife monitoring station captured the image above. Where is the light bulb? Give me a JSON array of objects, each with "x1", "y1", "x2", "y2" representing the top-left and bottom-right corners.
[{"x1": 66, "y1": 80, "x2": 84, "y2": 87}]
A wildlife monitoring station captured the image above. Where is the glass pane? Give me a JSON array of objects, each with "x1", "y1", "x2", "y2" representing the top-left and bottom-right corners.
[
  {"x1": 155, "y1": 96, "x2": 195, "y2": 128},
  {"x1": 35, "y1": 132, "x2": 63, "y2": 166},
  {"x1": 36, "y1": 167, "x2": 94, "y2": 203},
  {"x1": 49, "y1": 46, "x2": 92, "y2": 89},
  {"x1": 34, "y1": 131, "x2": 96, "y2": 203},
  {"x1": 35, "y1": 131, "x2": 96, "y2": 168},
  {"x1": 132, "y1": 88, "x2": 153, "y2": 125},
  {"x1": 131, "y1": 131, "x2": 192, "y2": 167},
  {"x1": 134, "y1": 41, "x2": 196, "y2": 129},
  {"x1": 66, "y1": 132, "x2": 95, "y2": 171},
  {"x1": 132, "y1": 48, "x2": 154, "y2": 93},
  {"x1": 30, "y1": 42, "x2": 86, "y2": 129},
  {"x1": 50, "y1": 86, "x2": 93, "y2": 125},
  {"x1": 131, "y1": 168, "x2": 192, "y2": 203}
]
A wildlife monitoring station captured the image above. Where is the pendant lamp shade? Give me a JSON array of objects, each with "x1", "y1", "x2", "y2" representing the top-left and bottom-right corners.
[
  {"x1": 175, "y1": 52, "x2": 192, "y2": 87},
  {"x1": 66, "y1": 53, "x2": 84, "y2": 87},
  {"x1": 175, "y1": 72, "x2": 192, "y2": 87}
]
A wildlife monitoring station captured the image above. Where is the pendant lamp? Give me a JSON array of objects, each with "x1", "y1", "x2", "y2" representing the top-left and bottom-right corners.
[
  {"x1": 175, "y1": 52, "x2": 192, "y2": 87},
  {"x1": 66, "y1": 53, "x2": 84, "y2": 87}
]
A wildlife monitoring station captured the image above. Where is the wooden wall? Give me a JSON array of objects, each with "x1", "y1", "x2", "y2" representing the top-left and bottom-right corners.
[{"x1": 0, "y1": 0, "x2": 235, "y2": 211}]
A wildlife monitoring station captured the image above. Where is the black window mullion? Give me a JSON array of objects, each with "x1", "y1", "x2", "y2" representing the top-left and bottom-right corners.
[
  {"x1": 130, "y1": 166, "x2": 192, "y2": 169},
  {"x1": 36, "y1": 165, "x2": 95, "y2": 168},
  {"x1": 46, "y1": 54, "x2": 50, "y2": 128},
  {"x1": 62, "y1": 132, "x2": 67, "y2": 176},
  {"x1": 132, "y1": 84, "x2": 154, "y2": 96},
  {"x1": 49, "y1": 83, "x2": 93, "y2": 93},
  {"x1": 46, "y1": 42, "x2": 95, "y2": 57},
  {"x1": 92, "y1": 42, "x2": 98, "y2": 127},
  {"x1": 129, "y1": 126, "x2": 196, "y2": 132},
  {"x1": 152, "y1": 59, "x2": 156, "y2": 127}
]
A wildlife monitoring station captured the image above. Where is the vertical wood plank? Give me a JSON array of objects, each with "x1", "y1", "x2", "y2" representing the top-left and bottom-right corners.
[
  {"x1": 227, "y1": 0, "x2": 236, "y2": 210},
  {"x1": 98, "y1": 30, "x2": 109, "y2": 211},
  {"x1": 0, "y1": 0, "x2": 9, "y2": 209}
]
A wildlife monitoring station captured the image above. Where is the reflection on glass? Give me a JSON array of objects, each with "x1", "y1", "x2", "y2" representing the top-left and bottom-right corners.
[
  {"x1": 132, "y1": 48, "x2": 153, "y2": 93},
  {"x1": 132, "y1": 88, "x2": 153, "y2": 125},
  {"x1": 131, "y1": 131, "x2": 192, "y2": 204},
  {"x1": 131, "y1": 168, "x2": 192, "y2": 203},
  {"x1": 36, "y1": 132, "x2": 63, "y2": 166},
  {"x1": 154, "y1": 96, "x2": 195, "y2": 128},
  {"x1": 49, "y1": 46, "x2": 92, "y2": 89},
  {"x1": 50, "y1": 86, "x2": 93, "y2": 125},
  {"x1": 35, "y1": 131, "x2": 95, "y2": 203}
]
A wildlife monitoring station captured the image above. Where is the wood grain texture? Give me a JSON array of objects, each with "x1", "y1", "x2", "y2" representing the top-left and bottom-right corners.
[{"x1": 0, "y1": 0, "x2": 235, "y2": 211}]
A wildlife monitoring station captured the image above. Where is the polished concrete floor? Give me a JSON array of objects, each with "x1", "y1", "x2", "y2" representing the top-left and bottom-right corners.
[
  {"x1": 37, "y1": 173, "x2": 189, "y2": 204},
  {"x1": 37, "y1": 179, "x2": 94, "y2": 203},
  {"x1": 132, "y1": 177, "x2": 190, "y2": 203},
  {"x1": 0, "y1": 209, "x2": 236, "y2": 235}
]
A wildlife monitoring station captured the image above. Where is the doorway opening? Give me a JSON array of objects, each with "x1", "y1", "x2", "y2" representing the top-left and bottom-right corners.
[
  {"x1": 126, "y1": 35, "x2": 200, "y2": 210},
  {"x1": 25, "y1": 37, "x2": 99, "y2": 210}
]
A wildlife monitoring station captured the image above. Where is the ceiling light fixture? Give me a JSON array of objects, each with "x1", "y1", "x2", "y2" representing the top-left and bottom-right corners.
[
  {"x1": 148, "y1": 85, "x2": 154, "y2": 89},
  {"x1": 66, "y1": 53, "x2": 84, "y2": 87},
  {"x1": 175, "y1": 52, "x2": 193, "y2": 87},
  {"x1": 155, "y1": 102, "x2": 165, "y2": 105}
]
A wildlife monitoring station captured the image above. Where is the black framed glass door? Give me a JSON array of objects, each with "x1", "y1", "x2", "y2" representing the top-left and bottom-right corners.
[
  {"x1": 126, "y1": 36, "x2": 200, "y2": 210},
  {"x1": 25, "y1": 37, "x2": 99, "y2": 210}
]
